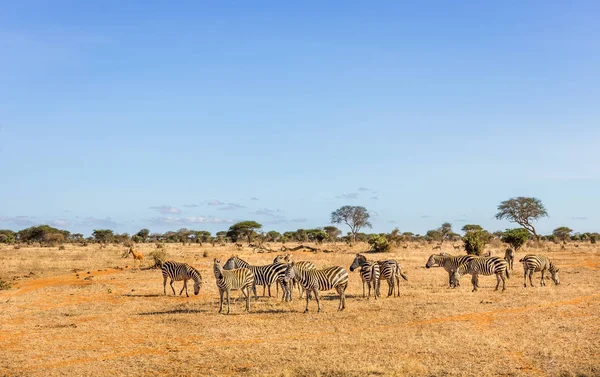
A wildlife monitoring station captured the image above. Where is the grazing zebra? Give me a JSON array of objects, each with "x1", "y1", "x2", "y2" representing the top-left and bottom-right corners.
[
  {"x1": 504, "y1": 248, "x2": 515, "y2": 270},
  {"x1": 377, "y1": 259, "x2": 408, "y2": 297},
  {"x1": 223, "y1": 256, "x2": 286, "y2": 299},
  {"x1": 519, "y1": 254, "x2": 560, "y2": 288},
  {"x1": 213, "y1": 258, "x2": 254, "y2": 314},
  {"x1": 284, "y1": 262, "x2": 348, "y2": 312},
  {"x1": 425, "y1": 253, "x2": 476, "y2": 287},
  {"x1": 349, "y1": 253, "x2": 380, "y2": 299},
  {"x1": 161, "y1": 261, "x2": 203, "y2": 297},
  {"x1": 127, "y1": 247, "x2": 144, "y2": 268},
  {"x1": 450, "y1": 256, "x2": 510, "y2": 292}
]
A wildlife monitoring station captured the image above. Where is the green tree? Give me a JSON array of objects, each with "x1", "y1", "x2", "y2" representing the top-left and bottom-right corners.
[
  {"x1": 501, "y1": 228, "x2": 529, "y2": 252},
  {"x1": 226, "y1": 221, "x2": 262, "y2": 244},
  {"x1": 425, "y1": 229, "x2": 442, "y2": 242},
  {"x1": 295, "y1": 229, "x2": 308, "y2": 242},
  {"x1": 438, "y1": 222, "x2": 453, "y2": 243},
  {"x1": 462, "y1": 224, "x2": 483, "y2": 233},
  {"x1": 553, "y1": 226, "x2": 573, "y2": 243},
  {"x1": 136, "y1": 229, "x2": 150, "y2": 243},
  {"x1": 463, "y1": 230, "x2": 490, "y2": 256},
  {"x1": 330, "y1": 206, "x2": 372, "y2": 243},
  {"x1": 266, "y1": 230, "x2": 281, "y2": 242},
  {"x1": 92, "y1": 229, "x2": 114, "y2": 244},
  {"x1": 368, "y1": 234, "x2": 391, "y2": 253},
  {"x1": 323, "y1": 226, "x2": 341, "y2": 242},
  {"x1": 307, "y1": 229, "x2": 327, "y2": 244},
  {"x1": 18, "y1": 225, "x2": 69, "y2": 245},
  {"x1": 495, "y1": 197, "x2": 548, "y2": 241},
  {"x1": 0, "y1": 230, "x2": 16, "y2": 244}
]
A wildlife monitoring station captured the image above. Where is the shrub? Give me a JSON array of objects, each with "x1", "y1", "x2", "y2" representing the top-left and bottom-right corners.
[
  {"x1": 463, "y1": 230, "x2": 490, "y2": 256},
  {"x1": 58, "y1": 245, "x2": 66, "y2": 250},
  {"x1": 368, "y1": 234, "x2": 390, "y2": 253},
  {"x1": 149, "y1": 249, "x2": 167, "y2": 268},
  {"x1": 0, "y1": 278, "x2": 11, "y2": 290},
  {"x1": 501, "y1": 228, "x2": 529, "y2": 252}
]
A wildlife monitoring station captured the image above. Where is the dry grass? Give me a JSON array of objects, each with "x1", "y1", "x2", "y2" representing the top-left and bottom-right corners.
[{"x1": 0, "y1": 242, "x2": 598, "y2": 376}]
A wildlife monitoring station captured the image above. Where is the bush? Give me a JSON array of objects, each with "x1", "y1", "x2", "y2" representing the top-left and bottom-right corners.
[
  {"x1": 368, "y1": 234, "x2": 391, "y2": 253},
  {"x1": 463, "y1": 230, "x2": 490, "y2": 256},
  {"x1": 149, "y1": 249, "x2": 167, "y2": 268},
  {"x1": 501, "y1": 228, "x2": 529, "y2": 252}
]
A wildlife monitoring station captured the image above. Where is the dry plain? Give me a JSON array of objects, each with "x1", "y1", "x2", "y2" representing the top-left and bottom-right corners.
[{"x1": 0, "y1": 242, "x2": 598, "y2": 377}]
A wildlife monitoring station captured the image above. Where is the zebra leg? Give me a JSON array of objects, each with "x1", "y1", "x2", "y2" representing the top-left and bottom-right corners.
[
  {"x1": 226, "y1": 289, "x2": 231, "y2": 315},
  {"x1": 396, "y1": 276, "x2": 401, "y2": 297},
  {"x1": 218, "y1": 290, "x2": 224, "y2": 313},
  {"x1": 242, "y1": 287, "x2": 250, "y2": 312},
  {"x1": 170, "y1": 279, "x2": 176, "y2": 295},
  {"x1": 268, "y1": 283, "x2": 272, "y2": 298},
  {"x1": 253, "y1": 284, "x2": 258, "y2": 300},
  {"x1": 367, "y1": 279, "x2": 371, "y2": 299},
  {"x1": 494, "y1": 273, "x2": 501, "y2": 291},
  {"x1": 362, "y1": 280, "x2": 366, "y2": 298},
  {"x1": 528, "y1": 270, "x2": 535, "y2": 287},
  {"x1": 501, "y1": 273, "x2": 507, "y2": 291},
  {"x1": 540, "y1": 270, "x2": 545, "y2": 286},
  {"x1": 262, "y1": 284, "x2": 266, "y2": 297},
  {"x1": 471, "y1": 274, "x2": 478, "y2": 292},
  {"x1": 523, "y1": 267, "x2": 527, "y2": 288},
  {"x1": 314, "y1": 290, "x2": 322, "y2": 313},
  {"x1": 179, "y1": 279, "x2": 188, "y2": 297},
  {"x1": 304, "y1": 289, "x2": 311, "y2": 313},
  {"x1": 163, "y1": 276, "x2": 167, "y2": 295}
]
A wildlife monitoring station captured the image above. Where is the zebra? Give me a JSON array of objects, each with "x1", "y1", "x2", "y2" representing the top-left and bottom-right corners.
[
  {"x1": 504, "y1": 248, "x2": 515, "y2": 270},
  {"x1": 425, "y1": 253, "x2": 476, "y2": 287},
  {"x1": 350, "y1": 253, "x2": 380, "y2": 299},
  {"x1": 284, "y1": 261, "x2": 348, "y2": 312},
  {"x1": 450, "y1": 256, "x2": 510, "y2": 292},
  {"x1": 161, "y1": 261, "x2": 203, "y2": 297},
  {"x1": 273, "y1": 254, "x2": 316, "y2": 299},
  {"x1": 519, "y1": 254, "x2": 560, "y2": 288},
  {"x1": 213, "y1": 258, "x2": 254, "y2": 314},
  {"x1": 223, "y1": 256, "x2": 287, "y2": 299},
  {"x1": 377, "y1": 259, "x2": 408, "y2": 297}
]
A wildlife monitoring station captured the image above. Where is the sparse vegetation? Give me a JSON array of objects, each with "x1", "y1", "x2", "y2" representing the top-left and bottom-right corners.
[
  {"x1": 368, "y1": 234, "x2": 391, "y2": 253},
  {"x1": 331, "y1": 206, "x2": 372, "y2": 243},
  {"x1": 495, "y1": 196, "x2": 548, "y2": 241},
  {"x1": 501, "y1": 228, "x2": 529, "y2": 252},
  {"x1": 463, "y1": 229, "x2": 490, "y2": 255}
]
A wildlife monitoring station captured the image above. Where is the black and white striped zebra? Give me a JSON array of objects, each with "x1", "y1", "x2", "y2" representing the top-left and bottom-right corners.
[
  {"x1": 377, "y1": 259, "x2": 408, "y2": 297},
  {"x1": 284, "y1": 262, "x2": 348, "y2": 312},
  {"x1": 504, "y1": 248, "x2": 515, "y2": 270},
  {"x1": 223, "y1": 255, "x2": 286, "y2": 299},
  {"x1": 425, "y1": 253, "x2": 476, "y2": 287},
  {"x1": 213, "y1": 258, "x2": 254, "y2": 314},
  {"x1": 519, "y1": 254, "x2": 560, "y2": 287},
  {"x1": 274, "y1": 255, "x2": 316, "y2": 300},
  {"x1": 450, "y1": 256, "x2": 510, "y2": 292},
  {"x1": 350, "y1": 253, "x2": 380, "y2": 299},
  {"x1": 161, "y1": 260, "x2": 203, "y2": 297}
]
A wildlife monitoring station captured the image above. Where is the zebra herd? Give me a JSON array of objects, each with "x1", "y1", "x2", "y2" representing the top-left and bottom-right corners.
[{"x1": 159, "y1": 251, "x2": 561, "y2": 314}]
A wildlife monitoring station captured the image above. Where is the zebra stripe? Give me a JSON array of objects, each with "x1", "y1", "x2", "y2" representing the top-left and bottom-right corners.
[
  {"x1": 451, "y1": 256, "x2": 510, "y2": 292},
  {"x1": 377, "y1": 259, "x2": 408, "y2": 297},
  {"x1": 425, "y1": 253, "x2": 477, "y2": 287},
  {"x1": 161, "y1": 261, "x2": 202, "y2": 297},
  {"x1": 223, "y1": 256, "x2": 287, "y2": 298},
  {"x1": 350, "y1": 253, "x2": 380, "y2": 299},
  {"x1": 213, "y1": 258, "x2": 254, "y2": 314},
  {"x1": 285, "y1": 262, "x2": 348, "y2": 312},
  {"x1": 273, "y1": 255, "x2": 317, "y2": 302},
  {"x1": 519, "y1": 254, "x2": 560, "y2": 287}
]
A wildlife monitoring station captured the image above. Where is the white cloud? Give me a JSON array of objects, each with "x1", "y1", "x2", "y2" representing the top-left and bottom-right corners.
[
  {"x1": 149, "y1": 205, "x2": 182, "y2": 214},
  {"x1": 150, "y1": 216, "x2": 234, "y2": 226},
  {"x1": 336, "y1": 193, "x2": 359, "y2": 199}
]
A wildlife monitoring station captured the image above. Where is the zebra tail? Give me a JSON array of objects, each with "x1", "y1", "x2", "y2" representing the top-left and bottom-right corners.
[
  {"x1": 399, "y1": 271, "x2": 408, "y2": 281},
  {"x1": 518, "y1": 258, "x2": 524, "y2": 263},
  {"x1": 506, "y1": 268, "x2": 510, "y2": 279}
]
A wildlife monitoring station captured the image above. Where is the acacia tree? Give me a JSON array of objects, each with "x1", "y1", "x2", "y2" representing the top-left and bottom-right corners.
[
  {"x1": 462, "y1": 224, "x2": 483, "y2": 233},
  {"x1": 323, "y1": 226, "x2": 341, "y2": 242},
  {"x1": 330, "y1": 206, "x2": 372, "y2": 243},
  {"x1": 553, "y1": 226, "x2": 573, "y2": 243},
  {"x1": 226, "y1": 221, "x2": 262, "y2": 244},
  {"x1": 438, "y1": 222, "x2": 453, "y2": 243},
  {"x1": 495, "y1": 197, "x2": 548, "y2": 242}
]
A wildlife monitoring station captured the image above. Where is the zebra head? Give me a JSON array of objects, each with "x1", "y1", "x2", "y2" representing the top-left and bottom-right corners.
[
  {"x1": 425, "y1": 254, "x2": 440, "y2": 269},
  {"x1": 350, "y1": 253, "x2": 367, "y2": 272},
  {"x1": 223, "y1": 256, "x2": 238, "y2": 270},
  {"x1": 283, "y1": 262, "x2": 296, "y2": 285},
  {"x1": 273, "y1": 255, "x2": 287, "y2": 264},
  {"x1": 549, "y1": 265, "x2": 560, "y2": 285},
  {"x1": 213, "y1": 259, "x2": 224, "y2": 279},
  {"x1": 192, "y1": 268, "x2": 202, "y2": 295}
]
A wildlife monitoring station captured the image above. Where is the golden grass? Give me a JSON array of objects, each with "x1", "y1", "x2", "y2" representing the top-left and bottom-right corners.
[{"x1": 0, "y1": 242, "x2": 598, "y2": 376}]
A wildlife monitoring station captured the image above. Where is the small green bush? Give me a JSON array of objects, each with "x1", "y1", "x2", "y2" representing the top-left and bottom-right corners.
[
  {"x1": 368, "y1": 234, "x2": 391, "y2": 253},
  {"x1": 463, "y1": 230, "x2": 490, "y2": 256}
]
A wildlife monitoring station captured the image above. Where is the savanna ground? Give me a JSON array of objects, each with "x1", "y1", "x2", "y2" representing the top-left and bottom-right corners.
[{"x1": 0, "y1": 241, "x2": 598, "y2": 377}]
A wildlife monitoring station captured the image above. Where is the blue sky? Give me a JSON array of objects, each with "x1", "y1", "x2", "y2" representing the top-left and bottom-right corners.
[{"x1": 1, "y1": 1, "x2": 599, "y2": 236}]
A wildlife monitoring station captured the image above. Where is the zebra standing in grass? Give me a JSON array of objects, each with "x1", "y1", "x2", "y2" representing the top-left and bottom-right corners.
[
  {"x1": 213, "y1": 258, "x2": 254, "y2": 314},
  {"x1": 350, "y1": 253, "x2": 380, "y2": 299},
  {"x1": 377, "y1": 259, "x2": 408, "y2": 297},
  {"x1": 223, "y1": 256, "x2": 287, "y2": 299},
  {"x1": 519, "y1": 254, "x2": 560, "y2": 288},
  {"x1": 274, "y1": 254, "x2": 316, "y2": 299},
  {"x1": 425, "y1": 253, "x2": 476, "y2": 287},
  {"x1": 504, "y1": 248, "x2": 515, "y2": 270},
  {"x1": 162, "y1": 261, "x2": 203, "y2": 297},
  {"x1": 284, "y1": 262, "x2": 348, "y2": 312},
  {"x1": 450, "y1": 256, "x2": 510, "y2": 292}
]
